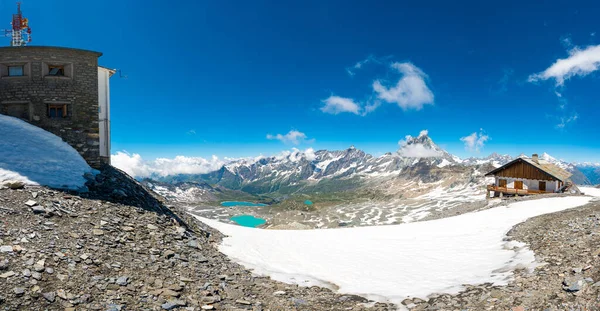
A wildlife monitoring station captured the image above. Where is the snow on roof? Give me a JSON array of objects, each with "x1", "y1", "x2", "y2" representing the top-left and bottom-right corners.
[
  {"x1": 0, "y1": 114, "x2": 94, "y2": 190},
  {"x1": 194, "y1": 196, "x2": 593, "y2": 305}
]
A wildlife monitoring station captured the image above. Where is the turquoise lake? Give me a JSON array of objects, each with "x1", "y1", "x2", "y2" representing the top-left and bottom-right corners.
[
  {"x1": 220, "y1": 201, "x2": 267, "y2": 207},
  {"x1": 304, "y1": 200, "x2": 313, "y2": 205},
  {"x1": 230, "y1": 215, "x2": 267, "y2": 228}
]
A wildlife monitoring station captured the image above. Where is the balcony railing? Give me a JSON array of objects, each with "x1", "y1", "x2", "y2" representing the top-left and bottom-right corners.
[{"x1": 487, "y1": 185, "x2": 551, "y2": 195}]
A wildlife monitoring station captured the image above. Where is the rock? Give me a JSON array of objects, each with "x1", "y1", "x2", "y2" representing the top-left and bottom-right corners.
[
  {"x1": 106, "y1": 304, "x2": 124, "y2": 311},
  {"x1": 22, "y1": 269, "x2": 31, "y2": 277},
  {"x1": 187, "y1": 240, "x2": 201, "y2": 249},
  {"x1": 45, "y1": 267, "x2": 54, "y2": 274},
  {"x1": 33, "y1": 259, "x2": 45, "y2": 272},
  {"x1": 0, "y1": 245, "x2": 13, "y2": 253},
  {"x1": 572, "y1": 267, "x2": 583, "y2": 274},
  {"x1": 147, "y1": 224, "x2": 159, "y2": 230},
  {"x1": 201, "y1": 306, "x2": 214, "y2": 310},
  {"x1": 92, "y1": 229, "x2": 104, "y2": 236},
  {"x1": 161, "y1": 289, "x2": 181, "y2": 298},
  {"x1": 0, "y1": 259, "x2": 8, "y2": 270},
  {"x1": 121, "y1": 226, "x2": 135, "y2": 232},
  {"x1": 13, "y1": 287, "x2": 25, "y2": 296},
  {"x1": 112, "y1": 189, "x2": 128, "y2": 197},
  {"x1": 168, "y1": 284, "x2": 184, "y2": 292},
  {"x1": 0, "y1": 271, "x2": 16, "y2": 278},
  {"x1": 164, "y1": 250, "x2": 176, "y2": 258},
  {"x1": 564, "y1": 279, "x2": 585, "y2": 292},
  {"x1": 273, "y1": 290, "x2": 286, "y2": 296},
  {"x1": 56, "y1": 289, "x2": 67, "y2": 300},
  {"x1": 31, "y1": 272, "x2": 42, "y2": 280},
  {"x1": 116, "y1": 276, "x2": 129, "y2": 286},
  {"x1": 5, "y1": 181, "x2": 25, "y2": 189},
  {"x1": 24, "y1": 200, "x2": 37, "y2": 207},
  {"x1": 236, "y1": 299, "x2": 252, "y2": 305},
  {"x1": 42, "y1": 291, "x2": 56, "y2": 302},
  {"x1": 31, "y1": 191, "x2": 38, "y2": 198},
  {"x1": 31, "y1": 205, "x2": 46, "y2": 214},
  {"x1": 162, "y1": 299, "x2": 186, "y2": 310},
  {"x1": 490, "y1": 289, "x2": 503, "y2": 298}
]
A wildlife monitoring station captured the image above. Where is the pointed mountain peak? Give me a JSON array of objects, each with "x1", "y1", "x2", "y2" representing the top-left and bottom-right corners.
[
  {"x1": 541, "y1": 152, "x2": 556, "y2": 161},
  {"x1": 396, "y1": 130, "x2": 456, "y2": 160}
]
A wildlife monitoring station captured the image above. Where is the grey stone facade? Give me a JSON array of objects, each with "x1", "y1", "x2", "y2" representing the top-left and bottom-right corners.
[{"x1": 0, "y1": 46, "x2": 105, "y2": 168}]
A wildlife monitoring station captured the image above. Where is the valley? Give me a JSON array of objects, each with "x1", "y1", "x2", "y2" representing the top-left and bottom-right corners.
[{"x1": 144, "y1": 133, "x2": 599, "y2": 230}]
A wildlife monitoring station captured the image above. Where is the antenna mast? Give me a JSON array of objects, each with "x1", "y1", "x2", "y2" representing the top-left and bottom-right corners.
[{"x1": 2, "y1": 2, "x2": 32, "y2": 46}]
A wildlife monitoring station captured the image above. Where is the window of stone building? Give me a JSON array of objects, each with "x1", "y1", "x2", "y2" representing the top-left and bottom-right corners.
[
  {"x1": 48, "y1": 65, "x2": 65, "y2": 76},
  {"x1": 0, "y1": 63, "x2": 29, "y2": 78},
  {"x1": 43, "y1": 63, "x2": 73, "y2": 79},
  {"x1": 8, "y1": 65, "x2": 24, "y2": 76},
  {"x1": 48, "y1": 104, "x2": 69, "y2": 119}
]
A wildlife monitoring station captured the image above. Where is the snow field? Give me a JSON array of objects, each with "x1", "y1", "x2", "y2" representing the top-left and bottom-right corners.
[{"x1": 195, "y1": 196, "x2": 593, "y2": 306}]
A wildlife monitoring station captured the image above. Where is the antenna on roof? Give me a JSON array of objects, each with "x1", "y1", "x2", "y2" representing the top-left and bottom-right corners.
[
  {"x1": 2, "y1": 2, "x2": 32, "y2": 46},
  {"x1": 116, "y1": 69, "x2": 128, "y2": 79}
]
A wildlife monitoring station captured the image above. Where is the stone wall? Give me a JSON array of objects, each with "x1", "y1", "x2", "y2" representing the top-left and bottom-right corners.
[{"x1": 0, "y1": 46, "x2": 104, "y2": 168}]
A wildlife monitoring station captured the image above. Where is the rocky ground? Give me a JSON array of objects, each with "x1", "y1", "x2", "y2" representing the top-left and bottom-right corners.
[
  {"x1": 0, "y1": 167, "x2": 395, "y2": 311},
  {"x1": 2, "y1": 167, "x2": 599, "y2": 311},
  {"x1": 405, "y1": 198, "x2": 600, "y2": 311}
]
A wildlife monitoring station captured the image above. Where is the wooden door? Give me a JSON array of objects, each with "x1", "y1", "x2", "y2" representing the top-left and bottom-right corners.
[
  {"x1": 499, "y1": 179, "x2": 507, "y2": 188},
  {"x1": 514, "y1": 181, "x2": 523, "y2": 189},
  {"x1": 539, "y1": 181, "x2": 546, "y2": 192}
]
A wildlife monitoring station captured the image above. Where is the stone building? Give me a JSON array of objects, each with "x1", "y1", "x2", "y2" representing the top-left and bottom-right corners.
[{"x1": 0, "y1": 46, "x2": 114, "y2": 168}]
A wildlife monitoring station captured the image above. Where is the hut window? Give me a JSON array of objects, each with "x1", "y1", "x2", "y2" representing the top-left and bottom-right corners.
[
  {"x1": 498, "y1": 179, "x2": 507, "y2": 187},
  {"x1": 514, "y1": 180, "x2": 523, "y2": 189},
  {"x1": 48, "y1": 104, "x2": 68, "y2": 119}
]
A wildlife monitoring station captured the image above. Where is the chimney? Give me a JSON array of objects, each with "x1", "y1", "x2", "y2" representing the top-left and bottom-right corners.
[{"x1": 532, "y1": 153, "x2": 539, "y2": 163}]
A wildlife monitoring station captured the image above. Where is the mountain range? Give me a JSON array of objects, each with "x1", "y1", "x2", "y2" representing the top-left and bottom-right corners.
[{"x1": 145, "y1": 133, "x2": 599, "y2": 203}]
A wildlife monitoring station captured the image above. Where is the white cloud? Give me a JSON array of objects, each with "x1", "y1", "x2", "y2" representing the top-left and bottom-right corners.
[
  {"x1": 398, "y1": 144, "x2": 442, "y2": 158},
  {"x1": 397, "y1": 130, "x2": 442, "y2": 158},
  {"x1": 346, "y1": 55, "x2": 385, "y2": 76},
  {"x1": 528, "y1": 44, "x2": 600, "y2": 86},
  {"x1": 460, "y1": 130, "x2": 490, "y2": 153},
  {"x1": 111, "y1": 151, "x2": 226, "y2": 178},
  {"x1": 266, "y1": 130, "x2": 313, "y2": 145},
  {"x1": 373, "y1": 62, "x2": 434, "y2": 110},
  {"x1": 186, "y1": 129, "x2": 196, "y2": 135},
  {"x1": 556, "y1": 114, "x2": 578, "y2": 129},
  {"x1": 304, "y1": 147, "x2": 316, "y2": 161},
  {"x1": 320, "y1": 96, "x2": 361, "y2": 115}
]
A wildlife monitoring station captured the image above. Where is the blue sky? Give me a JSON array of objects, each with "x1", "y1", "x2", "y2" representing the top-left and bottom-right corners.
[{"x1": 5, "y1": 0, "x2": 600, "y2": 163}]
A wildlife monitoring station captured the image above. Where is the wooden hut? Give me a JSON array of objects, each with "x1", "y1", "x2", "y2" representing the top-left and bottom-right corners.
[{"x1": 485, "y1": 154, "x2": 572, "y2": 197}]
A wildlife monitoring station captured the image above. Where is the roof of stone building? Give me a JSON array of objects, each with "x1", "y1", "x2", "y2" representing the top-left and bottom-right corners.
[{"x1": 0, "y1": 46, "x2": 102, "y2": 57}]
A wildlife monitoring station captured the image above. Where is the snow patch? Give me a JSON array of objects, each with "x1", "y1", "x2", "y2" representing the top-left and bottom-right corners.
[
  {"x1": 579, "y1": 186, "x2": 600, "y2": 198},
  {"x1": 0, "y1": 114, "x2": 93, "y2": 190},
  {"x1": 195, "y1": 196, "x2": 592, "y2": 306},
  {"x1": 437, "y1": 159, "x2": 451, "y2": 168}
]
